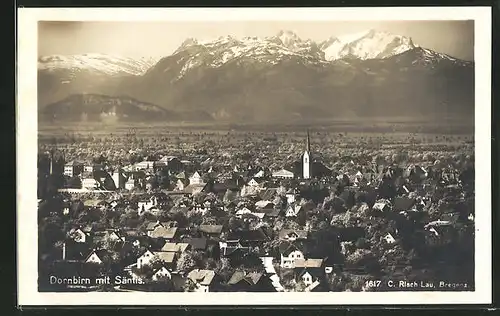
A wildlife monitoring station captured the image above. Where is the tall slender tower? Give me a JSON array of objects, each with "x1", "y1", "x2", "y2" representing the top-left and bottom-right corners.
[
  {"x1": 49, "y1": 149, "x2": 54, "y2": 175},
  {"x1": 303, "y1": 129, "x2": 311, "y2": 179}
]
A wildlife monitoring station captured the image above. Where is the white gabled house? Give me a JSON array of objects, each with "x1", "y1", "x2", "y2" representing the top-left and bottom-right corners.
[
  {"x1": 137, "y1": 249, "x2": 155, "y2": 268},
  {"x1": 285, "y1": 205, "x2": 303, "y2": 217},
  {"x1": 384, "y1": 233, "x2": 396, "y2": 244},
  {"x1": 280, "y1": 249, "x2": 305, "y2": 269},
  {"x1": 272, "y1": 169, "x2": 294, "y2": 179},
  {"x1": 189, "y1": 171, "x2": 204, "y2": 185},
  {"x1": 152, "y1": 266, "x2": 172, "y2": 281},
  {"x1": 247, "y1": 178, "x2": 260, "y2": 187}
]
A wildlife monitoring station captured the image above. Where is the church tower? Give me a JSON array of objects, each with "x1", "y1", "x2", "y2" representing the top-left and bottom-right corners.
[
  {"x1": 303, "y1": 129, "x2": 311, "y2": 179},
  {"x1": 49, "y1": 148, "x2": 55, "y2": 175}
]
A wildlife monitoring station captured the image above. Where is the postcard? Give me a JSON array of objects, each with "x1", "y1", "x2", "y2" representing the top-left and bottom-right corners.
[{"x1": 17, "y1": 6, "x2": 491, "y2": 306}]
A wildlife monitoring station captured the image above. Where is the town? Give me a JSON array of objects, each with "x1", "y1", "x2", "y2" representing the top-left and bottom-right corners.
[{"x1": 37, "y1": 124, "x2": 475, "y2": 292}]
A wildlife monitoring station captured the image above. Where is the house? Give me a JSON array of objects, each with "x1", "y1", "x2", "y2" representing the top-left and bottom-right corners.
[
  {"x1": 235, "y1": 207, "x2": 252, "y2": 218},
  {"x1": 152, "y1": 266, "x2": 172, "y2": 281},
  {"x1": 260, "y1": 207, "x2": 281, "y2": 219},
  {"x1": 62, "y1": 201, "x2": 71, "y2": 215},
  {"x1": 272, "y1": 169, "x2": 294, "y2": 179},
  {"x1": 148, "y1": 226, "x2": 179, "y2": 241},
  {"x1": 279, "y1": 242, "x2": 305, "y2": 268},
  {"x1": 137, "y1": 197, "x2": 158, "y2": 216},
  {"x1": 219, "y1": 241, "x2": 251, "y2": 257},
  {"x1": 424, "y1": 220, "x2": 453, "y2": 236},
  {"x1": 145, "y1": 221, "x2": 163, "y2": 232},
  {"x1": 185, "y1": 238, "x2": 208, "y2": 251},
  {"x1": 106, "y1": 230, "x2": 126, "y2": 242},
  {"x1": 175, "y1": 179, "x2": 189, "y2": 191},
  {"x1": 161, "y1": 242, "x2": 191, "y2": 254},
  {"x1": 111, "y1": 170, "x2": 126, "y2": 190},
  {"x1": 153, "y1": 251, "x2": 177, "y2": 269},
  {"x1": 372, "y1": 200, "x2": 391, "y2": 213},
  {"x1": 186, "y1": 269, "x2": 216, "y2": 292},
  {"x1": 135, "y1": 160, "x2": 156, "y2": 171},
  {"x1": 136, "y1": 249, "x2": 155, "y2": 268},
  {"x1": 393, "y1": 197, "x2": 416, "y2": 212},
  {"x1": 278, "y1": 229, "x2": 308, "y2": 242},
  {"x1": 285, "y1": 204, "x2": 304, "y2": 217},
  {"x1": 259, "y1": 188, "x2": 278, "y2": 201},
  {"x1": 175, "y1": 171, "x2": 187, "y2": 180},
  {"x1": 125, "y1": 176, "x2": 137, "y2": 191},
  {"x1": 293, "y1": 258, "x2": 325, "y2": 286},
  {"x1": 82, "y1": 178, "x2": 100, "y2": 191},
  {"x1": 226, "y1": 228, "x2": 270, "y2": 247},
  {"x1": 286, "y1": 189, "x2": 296, "y2": 204},
  {"x1": 137, "y1": 250, "x2": 177, "y2": 269},
  {"x1": 247, "y1": 178, "x2": 261, "y2": 187},
  {"x1": 83, "y1": 199, "x2": 107, "y2": 210},
  {"x1": 189, "y1": 171, "x2": 204, "y2": 185},
  {"x1": 255, "y1": 200, "x2": 274, "y2": 209},
  {"x1": 161, "y1": 156, "x2": 183, "y2": 172},
  {"x1": 227, "y1": 271, "x2": 274, "y2": 292},
  {"x1": 183, "y1": 184, "x2": 207, "y2": 195},
  {"x1": 84, "y1": 163, "x2": 104, "y2": 174},
  {"x1": 64, "y1": 161, "x2": 84, "y2": 177},
  {"x1": 68, "y1": 228, "x2": 88, "y2": 243},
  {"x1": 199, "y1": 225, "x2": 224, "y2": 238},
  {"x1": 84, "y1": 249, "x2": 108, "y2": 265},
  {"x1": 384, "y1": 233, "x2": 396, "y2": 244}
]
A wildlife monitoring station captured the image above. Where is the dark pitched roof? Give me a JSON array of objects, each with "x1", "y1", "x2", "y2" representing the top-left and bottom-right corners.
[
  {"x1": 227, "y1": 270, "x2": 246, "y2": 285},
  {"x1": 227, "y1": 270, "x2": 264, "y2": 286},
  {"x1": 185, "y1": 237, "x2": 208, "y2": 250},
  {"x1": 259, "y1": 188, "x2": 278, "y2": 201},
  {"x1": 227, "y1": 228, "x2": 270, "y2": 242},
  {"x1": 393, "y1": 197, "x2": 416, "y2": 211},
  {"x1": 199, "y1": 225, "x2": 223, "y2": 235}
]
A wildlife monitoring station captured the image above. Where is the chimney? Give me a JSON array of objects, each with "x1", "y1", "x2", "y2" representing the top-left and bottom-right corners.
[{"x1": 62, "y1": 242, "x2": 66, "y2": 261}]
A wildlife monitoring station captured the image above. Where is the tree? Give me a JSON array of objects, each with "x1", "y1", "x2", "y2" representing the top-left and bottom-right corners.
[
  {"x1": 67, "y1": 176, "x2": 82, "y2": 189},
  {"x1": 241, "y1": 250, "x2": 265, "y2": 271},
  {"x1": 279, "y1": 268, "x2": 296, "y2": 291},
  {"x1": 228, "y1": 217, "x2": 244, "y2": 231},
  {"x1": 213, "y1": 258, "x2": 234, "y2": 283},
  {"x1": 119, "y1": 210, "x2": 141, "y2": 228},
  {"x1": 176, "y1": 251, "x2": 197, "y2": 274}
]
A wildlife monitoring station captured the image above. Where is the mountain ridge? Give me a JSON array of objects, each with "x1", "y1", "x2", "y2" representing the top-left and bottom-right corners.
[{"x1": 37, "y1": 29, "x2": 474, "y2": 123}]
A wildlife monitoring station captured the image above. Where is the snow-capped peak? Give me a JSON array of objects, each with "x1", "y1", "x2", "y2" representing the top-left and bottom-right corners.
[
  {"x1": 321, "y1": 29, "x2": 416, "y2": 61},
  {"x1": 275, "y1": 30, "x2": 302, "y2": 46},
  {"x1": 38, "y1": 53, "x2": 157, "y2": 76},
  {"x1": 169, "y1": 31, "x2": 325, "y2": 79}
]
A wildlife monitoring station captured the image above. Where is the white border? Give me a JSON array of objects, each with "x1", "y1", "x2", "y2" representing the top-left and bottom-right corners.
[{"x1": 17, "y1": 7, "x2": 492, "y2": 306}]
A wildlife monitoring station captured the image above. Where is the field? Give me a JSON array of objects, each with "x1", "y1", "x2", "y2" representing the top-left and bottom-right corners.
[{"x1": 38, "y1": 119, "x2": 474, "y2": 168}]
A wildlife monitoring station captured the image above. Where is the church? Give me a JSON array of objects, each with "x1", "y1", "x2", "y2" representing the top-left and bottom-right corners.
[{"x1": 288, "y1": 130, "x2": 332, "y2": 179}]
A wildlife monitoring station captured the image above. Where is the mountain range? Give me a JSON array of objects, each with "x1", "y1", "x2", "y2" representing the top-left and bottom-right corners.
[{"x1": 38, "y1": 29, "x2": 474, "y2": 123}]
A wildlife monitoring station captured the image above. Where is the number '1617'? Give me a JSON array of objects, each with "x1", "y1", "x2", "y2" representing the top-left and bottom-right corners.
[{"x1": 365, "y1": 280, "x2": 382, "y2": 288}]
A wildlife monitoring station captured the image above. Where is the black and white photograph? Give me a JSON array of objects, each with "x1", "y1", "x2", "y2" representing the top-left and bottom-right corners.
[{"x1": 17, "y1": 7, "x2": 491, "y2": 306}]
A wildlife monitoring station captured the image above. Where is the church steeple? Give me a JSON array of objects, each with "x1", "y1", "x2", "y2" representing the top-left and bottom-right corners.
[
  {"x1": 303, "y1": 129, "x2": 311, "y2": 179},
  {"x1": 49, "y1": 149, "x2": 54, "y2": 175},
  {"x1": 306, "y1": 129, "x2": 311, "y2": 153}
]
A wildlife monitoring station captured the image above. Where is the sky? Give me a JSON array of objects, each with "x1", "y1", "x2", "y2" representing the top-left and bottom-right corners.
[{"x1": 38, "y1": 20, "x2": 474, "y2": 61}]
